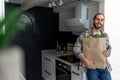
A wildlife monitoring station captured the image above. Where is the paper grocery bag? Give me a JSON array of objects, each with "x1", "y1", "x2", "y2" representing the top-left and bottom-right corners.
[{"x1": 83, "y1": 38, "x2": 106, "y2": 69}]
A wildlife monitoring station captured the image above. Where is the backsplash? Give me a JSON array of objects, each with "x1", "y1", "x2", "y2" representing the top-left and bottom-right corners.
[{"x1": 55, "y1": 31, "x2": 79, "y2": 51}]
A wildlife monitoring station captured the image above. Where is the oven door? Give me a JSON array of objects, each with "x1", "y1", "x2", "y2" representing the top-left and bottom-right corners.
[{"x1": 56, "y1": 60, "x2": 71, "y2": 80}]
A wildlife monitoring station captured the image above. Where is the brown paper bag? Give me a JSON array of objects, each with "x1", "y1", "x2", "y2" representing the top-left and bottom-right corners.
[{"x1": 83, "y1": 38, "x2": 106, "y2": 69}]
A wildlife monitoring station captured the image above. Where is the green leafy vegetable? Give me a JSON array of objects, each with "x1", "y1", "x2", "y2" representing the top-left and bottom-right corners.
[{"x1": 93, "y1": 34, "x2": 101, "y2": 38}]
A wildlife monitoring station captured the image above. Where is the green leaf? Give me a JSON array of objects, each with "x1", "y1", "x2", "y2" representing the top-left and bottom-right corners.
[
  {"x1": 93, "y1": 34, "x2": 101, "y2": 38},
  {"x1": 0, "y1": 8, "x2": 23, "y2": 49}
]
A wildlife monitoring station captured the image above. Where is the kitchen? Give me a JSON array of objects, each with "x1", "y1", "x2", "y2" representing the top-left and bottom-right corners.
[{"x1": 1, "y1": 0, "x2": 104, "y2": 80}]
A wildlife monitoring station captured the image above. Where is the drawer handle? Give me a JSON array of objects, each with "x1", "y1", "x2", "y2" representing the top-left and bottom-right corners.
[
  {"x1": 44, "y1": 57, "x2": 51, "y2": 62},
  {"x1": 72, "y1": 71, "x2": 80, "y2": 76},
  {"x1": 45, "y1": 70, "x2": 51, "y2": 76}
]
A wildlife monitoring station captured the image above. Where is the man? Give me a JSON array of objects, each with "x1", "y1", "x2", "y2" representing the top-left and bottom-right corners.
[{"x1": 73, "y1": 13, "x2": 112, "y2": 80}]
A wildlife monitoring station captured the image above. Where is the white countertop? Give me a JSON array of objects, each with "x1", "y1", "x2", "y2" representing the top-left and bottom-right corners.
[{"x1": 42, "y1": 49, "x2": 80, "y2": 69}]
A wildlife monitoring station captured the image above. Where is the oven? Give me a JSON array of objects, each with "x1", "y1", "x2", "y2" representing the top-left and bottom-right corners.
[{"x1": 56, "y1": 60, "x2": 71, "y2": 80}]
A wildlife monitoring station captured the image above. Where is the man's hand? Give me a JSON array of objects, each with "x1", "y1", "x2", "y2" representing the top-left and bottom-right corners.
[
  {"x1": 80, "y1": 56, "x2": 96, "y2": 69},
  {"x1": 84, "y1": 60, "x2": 96, "y2": 69},
  {"x1": 102, "y1": 50, "x2": 109, "y2": 57}
]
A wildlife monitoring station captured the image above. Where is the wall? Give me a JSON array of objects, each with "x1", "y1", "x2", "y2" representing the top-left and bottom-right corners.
[
  {"x1": 0, "y1": 0, "x2": 5, "y2": 34},
  {"x1": 0, "y1": 0, "x2": 4, "y2": 20},
  {"x1": 59, "y1": 1, "x2": 99, "y2": 31},
  {"x1": 55, "y1": 31, "x2": 78, "y2": 50},
  {"x1": 6, "y1": 3, "x2": 59, "y2": 80},
  {"x1": 105, "y1": 1, "x2": 120, "y2": 79},
  {"x1": 27, "y1": 7, "x2": 59, "y2": 50}
]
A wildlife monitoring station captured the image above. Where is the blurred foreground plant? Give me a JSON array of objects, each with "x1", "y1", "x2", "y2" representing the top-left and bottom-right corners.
[{"x1": 0, "y1": 8, "x2": 23, "y2": 49}]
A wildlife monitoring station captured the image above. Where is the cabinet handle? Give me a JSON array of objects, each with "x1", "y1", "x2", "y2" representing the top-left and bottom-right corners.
[
  {"x1": 72, "y1": 71, "x2": 80, "y2": 76},
  {"x1": 44, "y1": 57, "x2": 51, "y2": 62},
  {"x1": 45, "y1": 70, "x2": 51, "y2": 76}
]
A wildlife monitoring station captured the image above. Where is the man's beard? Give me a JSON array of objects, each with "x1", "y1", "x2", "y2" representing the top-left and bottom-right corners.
[{"x1": 93, "y1": 23, "x2": 102, "y2": 29}]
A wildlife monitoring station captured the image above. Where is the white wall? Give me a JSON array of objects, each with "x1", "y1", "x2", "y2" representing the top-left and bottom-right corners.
[
  {"x1": 0, "y1": 0, "x2": 5, "y2": 34},
  {"x1": 99, "y1": 1, "x2": 104, "y2": 13},
  {"x1": 0, "y1": 0, "x2": 4, "y2": 20},
  {"x1": 0, "y1": 46, "x2": 25, "y2": 80},
  {"x1": 105, "y1": 0, "x2": 120, "y2": 80}
]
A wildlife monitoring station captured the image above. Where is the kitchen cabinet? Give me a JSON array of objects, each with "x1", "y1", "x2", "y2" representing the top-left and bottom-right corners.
[
  {"x1": 71, "y1": 67, "x2": 85, "y2": 80},
  {"x1": 42, "y1": 50, "x2": 85, "y2": 80},
  {"x1": 42, "y1": 52, "x2": 56, "y2": 80}
]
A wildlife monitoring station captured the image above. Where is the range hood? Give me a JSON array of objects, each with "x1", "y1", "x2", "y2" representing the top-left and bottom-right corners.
[{"x1": 65, "y1": 3, "x2": 90, "y2": 31}]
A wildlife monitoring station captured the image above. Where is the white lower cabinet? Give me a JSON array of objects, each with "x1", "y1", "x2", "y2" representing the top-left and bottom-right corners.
[
  {"x1": 42, "y1": 54, "x2": 56, "y2": 80},
  {"x1": 71, "y1": 67, "x2": 83, "y2": 80},
  {"x1": 42, "y1": 50, "x2": 86, "y2": 80}
]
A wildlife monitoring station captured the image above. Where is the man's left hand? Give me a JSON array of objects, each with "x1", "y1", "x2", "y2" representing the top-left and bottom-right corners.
[{"x1": 102, "y1": 50, "x2": 109, "y2": 57}]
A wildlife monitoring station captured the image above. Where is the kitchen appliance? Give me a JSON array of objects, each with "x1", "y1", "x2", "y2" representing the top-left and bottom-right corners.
[
  {"x1": 64, "y1": 3, "x2": 90, "y2": 31},
  {"x1": 56, "y1": 55, "x2": 81, "y2": 80},
  {"x1": 58, "y1": 55, "x2": 80, "y2": 63},
  {"x1": 56, "y1": 60, "x2": 71, "y2": 80}
]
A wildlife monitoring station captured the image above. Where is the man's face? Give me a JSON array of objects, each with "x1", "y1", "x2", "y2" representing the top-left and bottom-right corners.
[{"x1": 93, "y1": 14, "x2": 104, "y2": 29}]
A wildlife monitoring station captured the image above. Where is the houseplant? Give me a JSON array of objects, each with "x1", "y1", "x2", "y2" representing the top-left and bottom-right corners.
[
  {"x1": 0, "y1": 8, "x2": 25, "y2": 80},
  {"x1": 0, "y1": 7, "x2": 23, "y2": 49}
]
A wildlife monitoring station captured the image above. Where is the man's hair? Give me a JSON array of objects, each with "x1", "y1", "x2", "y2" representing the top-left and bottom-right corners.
[{"x1": 93, "y1": 13, "x2": 104, "y2": 20}]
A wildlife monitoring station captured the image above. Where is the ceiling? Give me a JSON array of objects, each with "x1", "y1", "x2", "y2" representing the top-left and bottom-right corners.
[
  {"x1": 6, "y1": 0, "x2": 102, "y2": 10},
  {"x1": 6, "y1": 0, "x2": 82, "y2": 10},
  {"x1": 6, "y1": 0, "x2": 49, "y2": 9}
]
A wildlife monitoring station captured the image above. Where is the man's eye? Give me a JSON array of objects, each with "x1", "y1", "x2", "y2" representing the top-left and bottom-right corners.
[
  {"x1": 96, "y1": 18, "x2": 100, "y2": 21},
  {"x1": 96, "y1": 18, "x2": 104, "y2": 21}
]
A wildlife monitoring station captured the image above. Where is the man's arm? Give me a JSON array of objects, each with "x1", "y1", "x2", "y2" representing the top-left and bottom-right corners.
[
  {"x1": 73, "y1": 35, "x2": 96, "y2": 69},
  {"x1": 102, "y1": 33, "x2": 112, "y2": 57}
]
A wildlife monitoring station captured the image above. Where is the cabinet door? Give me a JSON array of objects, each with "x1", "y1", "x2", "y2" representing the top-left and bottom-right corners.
[
  {"x1": 42, "y1": 55, "x2": 56, "y2": 80},
  {"x1": 71, "y1": 67, "x2": 83, "y2": 80}
]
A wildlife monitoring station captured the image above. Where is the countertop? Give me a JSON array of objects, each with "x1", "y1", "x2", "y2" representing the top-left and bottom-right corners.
[{"x1": 42, "y1": 49, "x2": 80, "y2": 69}]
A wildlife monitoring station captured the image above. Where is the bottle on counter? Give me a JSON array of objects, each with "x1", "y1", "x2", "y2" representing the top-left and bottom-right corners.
[
  {"x1": 56, "y1": 41, "x2": 59, "y2": 51},
  {"x1": 61, "y1": 43, "x2": 66, "y2": 53},
  {"x1": 56, "y1": 41, "x2": 61, "y2": 51},
  {"x1": 63, "y1": 46, "x2": 66, "y2": 53}
]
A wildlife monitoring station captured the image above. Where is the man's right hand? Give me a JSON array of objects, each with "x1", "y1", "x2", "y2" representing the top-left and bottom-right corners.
[
  {"x1": 80, "y1": 56, "x2": 96, "y2": 69},
  {"x1": 84, "y1": 60, "x2": 96, "y2": 69}
]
